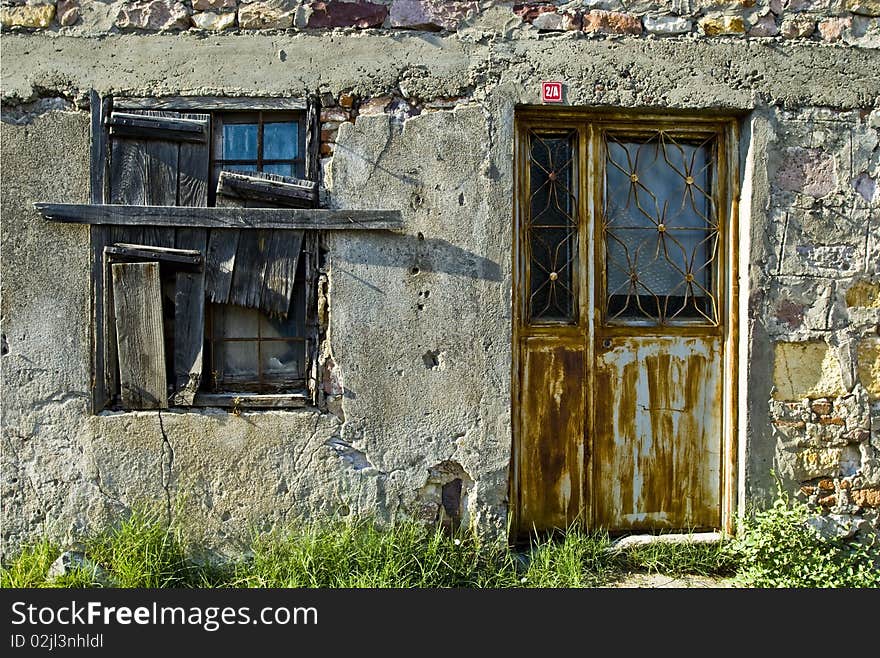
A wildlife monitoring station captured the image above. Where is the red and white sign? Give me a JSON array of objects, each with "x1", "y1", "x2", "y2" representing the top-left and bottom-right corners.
[{"x1": 541, "y1": 81, "x2": 563, "y2": 103}]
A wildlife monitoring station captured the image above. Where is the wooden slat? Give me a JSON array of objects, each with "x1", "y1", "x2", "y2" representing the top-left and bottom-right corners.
[
  {"x1": 111, "y1": 262, "x2": 168, "y2": 410},
  {"x1": 108, "y1": 112, "x2": 208, "y2": 143},
  {"x1": 37, "y1": 204, "x2": 404, "y2": 230},
  {"x1": 109, "y1": 138, "x2": 147, "y2": 205},
  {"x1": 90, "y1": 227, "x2": 111, "y2": 413},
  {"x1": 171, "y1": 270, "x2": 205, "y2": 406},
  {"x1": 172, "y1": 228, "x2": 208, "y2": 405},
  {"x1": 143, "y1": 112, "x2": 180, "y2": 246},
  {"x1": 178, "y1": 114, "x2": 211, "y2": 208},
  {"x1": 230, "y1": 229, "x2": 272, "y2": 310},
  {"x1": 114, "y1": 96, "x2": 307, "y2": 111},
  {"x1": 204, "y1": 229, "x2": 239, "y2": 304},
  {"x1": 217, "y1": 170, "x2": 318, "y2": 208},
  {"x1": 89, "y1": 90, "x2": 108, "y2": 205},
  {"x1": 261, "y1": 230, "x2": 304, "y2": 317},
  {"x1": 105, "y1": 243, "x2": 202, "y2": 268}
]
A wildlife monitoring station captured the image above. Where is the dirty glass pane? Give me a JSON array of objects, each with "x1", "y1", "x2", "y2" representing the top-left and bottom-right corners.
[
  {"x1": 261, "y1": 341, "x2": 305, "y2": 381},
  {"x1": 603, "y1": 133, "x2": 718, "y2": 324},
  {"x1": 263, "y1": 163, "x2": 295, "y2": 177},
  {"x1": 263, "y1": 121, "x2": 298, "y2": 160},
  {"x1": 217, "y1": 305, "x2": 260, "y2": 338},
  {"x1": 222, "y1": 123, "x2": 258, "y2": 160},
  {"x1": 216, "y1": 341, "x2": 259, "y2": 383},
  {"x1": 528, "y1": 131, "x2": 577, "y2": 323}
]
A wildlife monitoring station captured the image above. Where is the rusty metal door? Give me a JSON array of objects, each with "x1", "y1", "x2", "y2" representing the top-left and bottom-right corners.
[{"x1": 513, "y1": 112, "x2": 737, "y2": 537}]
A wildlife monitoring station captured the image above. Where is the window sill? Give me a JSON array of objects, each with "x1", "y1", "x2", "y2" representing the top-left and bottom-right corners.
[{"x1": 191, "y1": 392, "x2": 311, "y2": 409}]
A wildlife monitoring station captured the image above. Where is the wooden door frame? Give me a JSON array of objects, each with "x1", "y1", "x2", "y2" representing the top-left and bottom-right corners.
[{"x1": 510, "y1": 107, "x2": 741, "y2": 541}]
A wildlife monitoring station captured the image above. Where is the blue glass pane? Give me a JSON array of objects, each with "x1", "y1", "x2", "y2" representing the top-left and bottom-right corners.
[
  {"x1": 264, "y1": 122, "x2": 297, "y2": 160},
  {"x1": 264, "y1": 163, "x2": 294, "y2": 177},
  {"x1": 223, "y1": 123, "x2": 257, "y2": 160},
  {"x1": 230, "y1": 164, "x2": 258, "y2": 173}
]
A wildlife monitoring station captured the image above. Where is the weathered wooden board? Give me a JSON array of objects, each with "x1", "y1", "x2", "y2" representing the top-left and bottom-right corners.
[
  {"x1": 230, "y1": 229, "x2": 272, "y2": 310},
  {"x1": 37, "y1": 204, "x2": 404, "y2": 230},
  {"x1": 217, "y1": 170, "x2": 317, "y2": 208},
  {"x1": 108, "y1": 112, "x2": 208, "y2": 143},
  {"x1": 261, "y1": 229, "x2": 304, "y2": 317},
  {"x1": 105, "y1": 243, "x2": 202, "y2": 268},
  {"x1": 111, "y1": 262, "x2": 168, "y2": 410},
  {"x1": 172, "y1": 228, "x2": 208, "y2": 405},
  {"x1": 204, "y1": 229, "x2": 240, "y2": 304},
  {"x1": 178, "y1": 114, "x2": 211, "y2": 208}
]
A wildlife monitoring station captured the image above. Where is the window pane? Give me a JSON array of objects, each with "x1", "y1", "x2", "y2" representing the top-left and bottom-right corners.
[
  {"x1": 263, "y1": 121, "x2": 298, "y2": 160},
  {"x1": 222, "y1": 123, "x2": 257, "y2": 160},
  {"x1": 215, "y1": 305, "x2": 260, "y2": 338},
  {"x1": 527, "y1": 131, "x2": 577, "y2": 323},
  {"x1": 216, "y1": 341, "x2": 259, "y2": 383},
  {"x1": 263, "y1": 163, "x2": 295, "y2": 177},
  {"x1": 603, "y1": 133, "x2": 717, "y2": 324},
  {"x1": 262, "y1": 341, "x2": 305, "y2": 381}
]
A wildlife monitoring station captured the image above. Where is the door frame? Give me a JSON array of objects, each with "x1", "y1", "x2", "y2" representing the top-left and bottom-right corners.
[{"x1": 509, "y1": 107, "x2": 741, "y2": 540}]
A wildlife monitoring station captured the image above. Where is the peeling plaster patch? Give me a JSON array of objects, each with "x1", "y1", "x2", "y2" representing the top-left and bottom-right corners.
[
  {"x1": 421, "y1": 349, "x2": 445, "y2": 370},
  {"x1": 415, "y1": 460, "x2": 473, "y2": 532},
  {"x1": 852, "y1": 173, "x2": 877, "y2": 203},
  {"x1": 773, "y1": 341, "x2": 848, "y2": 400},
  {"x1": 326, "y1": 438, "x2": 376, "y2": 473},
  {"x1": 1, "y1": 98, "x2": 76, "y2": 125}
]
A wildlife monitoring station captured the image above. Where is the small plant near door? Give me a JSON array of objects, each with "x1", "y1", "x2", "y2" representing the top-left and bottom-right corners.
[{"x1": 726, "y1": 484, "x2": 880, "y2": 588}]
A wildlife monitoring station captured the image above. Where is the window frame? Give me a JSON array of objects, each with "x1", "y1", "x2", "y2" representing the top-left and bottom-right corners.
[{"x1": 89, "y1": 94, "x2": 322, "y2": 412}]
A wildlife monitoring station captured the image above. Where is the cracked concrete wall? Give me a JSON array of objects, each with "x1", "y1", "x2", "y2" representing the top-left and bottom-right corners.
[{"x1": 2, "y1": 27, "x2": 879, "y2": 557}]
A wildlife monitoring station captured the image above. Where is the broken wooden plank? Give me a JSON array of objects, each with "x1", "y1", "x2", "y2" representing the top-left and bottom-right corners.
[
  {"x1": 108, "y1": 112, "x2": 208, "y2": 143},
  {"x1": 261, "y1": 230, "x2": 304, "y2": 318},
  {"x1": 230, "y1": 229, "x2": 272, "y2": 310},
  {"x1": 204, "y1": 229, "x2": 239, "y2": 304},
  {"x1": 36, "y1": 204, "x2": 404, "y2": 230},
  {"x1": 105, "y1": 243, "x2": 202, "y2": 268},
  {"x1": 171, "y1": 270, "x2": 205, "y2": 406},
  {"x1": 111, "y1": 262, "x2": 168, "y2": 410},
  {"x1": 217, "y1": 170, "x2": 318, "y2": 208},
  {"x1": 172, "y1": 228, "x2": 208, "y2": 405},
  {"x1": 114, "y1": 96, "x2": 307, "y2": 112}
]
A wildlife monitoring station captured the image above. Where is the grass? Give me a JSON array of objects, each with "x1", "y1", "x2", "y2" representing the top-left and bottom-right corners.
[{"x1": 2, "y1": 492, "x2": 877, "y2": 588}]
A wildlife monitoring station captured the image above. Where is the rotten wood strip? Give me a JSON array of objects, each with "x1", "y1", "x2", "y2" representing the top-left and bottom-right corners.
[
  {"x1": 229, "y1": 229, "x2": 272, "y2": 310},
  {"x1": 217, "y1": 170, "x2": 318, "y2": 208},
  {"x1": 260, "y1": 230, "x2": 304, "y2": 318},
  {"x1": 108, "y1": 111, "x2": 208, "y2": 143},
  {"x1": 204, "y1": 229, "x2": 240, "y2": 304},
  {"x1": 111, "y1": 262, "x2": 168, "y2": 410},
  {"x1": 114, "y1": 96, "x2": 307, "y2": 112},
  {"x1": 105, "y1": 243, "x2": 202, "y2": 268},
  {"x1": 90, "y1": 226, "x2": 111, "y2": 413},
  {"x1": 36, "y1": 204, "x2": 404, "y2": 230},
  {"x1": 89, "y1": 90, "x2": 107, "y2": 205},
  {"x1": 172, "y1": 228, "x2": 209, "y2": 405}
]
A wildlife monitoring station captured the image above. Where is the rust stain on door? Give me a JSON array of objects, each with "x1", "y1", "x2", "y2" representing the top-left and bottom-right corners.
[
  {"x1": 517, "y1": 338, "x2": 585, "y2": 531},
  {"x1": 593, "y1": 338, "x2": 723, "y2": 531}
]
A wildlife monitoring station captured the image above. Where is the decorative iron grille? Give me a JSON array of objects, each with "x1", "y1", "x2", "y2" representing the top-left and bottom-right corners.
[
  {"x1": 527, "y1": 130, "x2": 578, "y2": 323},
  {"x1": 603, "y1": 131, "x2": 720, "y2": 325}
]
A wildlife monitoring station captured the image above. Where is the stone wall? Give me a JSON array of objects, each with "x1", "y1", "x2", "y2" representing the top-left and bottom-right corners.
[
  {"x1": 1, "y1": 0, "x2": 879, "y2": 47},
  {"x1": 1, "y1": 4, "x2": 878, "y2": 557}
]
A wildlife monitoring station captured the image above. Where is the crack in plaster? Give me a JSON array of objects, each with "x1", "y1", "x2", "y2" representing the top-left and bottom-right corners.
[{"x1": 157, "y1": 410, "x2": 174, "y2": 526}]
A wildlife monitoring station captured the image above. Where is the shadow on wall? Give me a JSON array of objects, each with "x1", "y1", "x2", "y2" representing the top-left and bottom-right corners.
[{"x1": 334, "y1": 233, "x2": 503, "y2": 283}]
